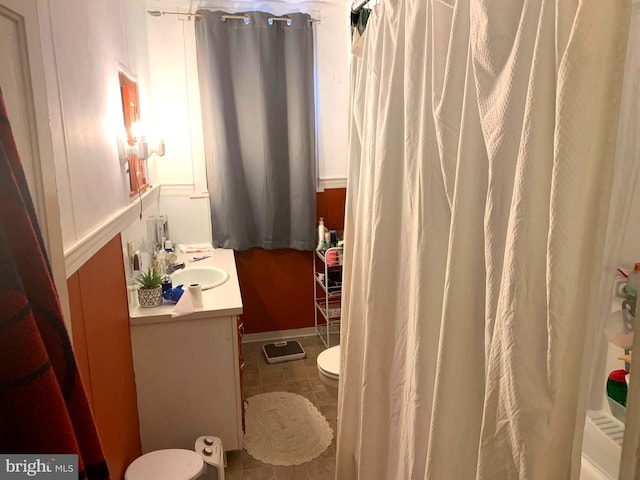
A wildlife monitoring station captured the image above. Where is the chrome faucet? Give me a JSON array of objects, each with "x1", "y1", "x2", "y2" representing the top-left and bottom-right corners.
[{"x1": 166, "y1": 262, "x2": 185, "y2": 275}]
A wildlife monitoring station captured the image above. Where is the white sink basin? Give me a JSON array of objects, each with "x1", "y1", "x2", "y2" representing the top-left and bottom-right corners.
[{"x1": 170, "y1": 266, "x2": 229, "y2": 290}]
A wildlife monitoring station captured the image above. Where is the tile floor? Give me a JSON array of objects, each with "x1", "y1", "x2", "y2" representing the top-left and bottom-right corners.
[{"x1": 224, "y1": 335, "x2": 338, "y2": 480}]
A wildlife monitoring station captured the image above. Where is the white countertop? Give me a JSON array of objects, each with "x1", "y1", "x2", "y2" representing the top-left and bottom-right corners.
[{"x1": 129, "y1": 248, "x2": 243, "y2": 326}]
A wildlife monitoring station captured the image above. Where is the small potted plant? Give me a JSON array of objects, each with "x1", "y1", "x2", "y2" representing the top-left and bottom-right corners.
[{"x1": 136, "y1": 268, "x2": 164, "y2": 307}]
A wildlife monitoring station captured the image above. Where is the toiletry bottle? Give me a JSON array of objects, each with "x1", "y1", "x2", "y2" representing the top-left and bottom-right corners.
[
  {"x1": 132, "y1": 251, "x2": 141, "y2": 273},
  {"x1": 607, "y1": 369, "x2": 628, "y2": 407},
  {"x1": 152, "y1": 253, "x2": 158, "y2": 274},
  {"x1": 317, "y1": 218, "x2": 326, "y2": 251},
  {"x1": 127, "y1": 240, "x2": 135, "y2": 271},
  {"x1": 157, "y1": 248, "x2": 166, "y2": 276},
  {"x1": 161, "y1": 275, "x2": 172, "y2": 294},
  {"x1": 626, "y1": 263, "x2": 640, "y2": 297}
]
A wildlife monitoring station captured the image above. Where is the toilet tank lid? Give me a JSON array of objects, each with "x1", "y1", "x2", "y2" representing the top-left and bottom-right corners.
[
  {"x1": 317, "y1": 345, "x2": 340, "y2": 376},
  {"x1": 125, "y1": 449, "x2": 204, "y2": 480}
]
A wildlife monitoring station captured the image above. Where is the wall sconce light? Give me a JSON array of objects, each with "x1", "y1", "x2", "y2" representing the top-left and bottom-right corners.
[{"x1": 118, "y1": 130, "x2": 166, "y2": 164}]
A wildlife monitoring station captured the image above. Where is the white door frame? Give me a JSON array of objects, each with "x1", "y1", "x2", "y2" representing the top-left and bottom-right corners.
[{"x1": 0, "y1": 0, "x2": 70, "y2": 333}]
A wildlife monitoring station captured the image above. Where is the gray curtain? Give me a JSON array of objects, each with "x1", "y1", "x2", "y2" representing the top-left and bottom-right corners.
[{"x1": 195, "y1": 10, "x2": 316, "y2": 251}]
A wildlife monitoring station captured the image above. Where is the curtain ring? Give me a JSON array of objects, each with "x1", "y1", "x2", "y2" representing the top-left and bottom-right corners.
[
  {"x1": 267, "y1": 17, "x2": 292, "y2": 26},
  {"x1": 220, "y1": 15, "x2": 250, "y2": 24}
]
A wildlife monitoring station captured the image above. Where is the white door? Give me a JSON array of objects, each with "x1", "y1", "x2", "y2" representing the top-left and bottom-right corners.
[
  {"x1": 0, "y1": 7, "x2": 38, "y2": 200},
  {"x1": 0, "y1": 0, "x2": 69, "y2": 331}
]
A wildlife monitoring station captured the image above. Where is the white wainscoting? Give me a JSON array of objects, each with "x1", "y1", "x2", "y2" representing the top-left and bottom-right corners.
[
  {"x1": 318, "y1": 177, "x2": 347, "y2": 191},
  {"x1": 64, "y1": 185, "x2": 160, "y2": 277},
  {"x1": 158, "y1": 184, "x2": 212, "y2": 246}
]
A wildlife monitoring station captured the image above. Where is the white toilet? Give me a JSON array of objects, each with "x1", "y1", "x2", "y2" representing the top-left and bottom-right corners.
[
  {"x1": 125, "y1": 436, "x2": 224, "y2": 480},
  {"x1": 317, "y1": 345, "x2": 340, "y2": 391},
  {"x1": 125, "y1": 449, "x2": 204, "y2": 480}
]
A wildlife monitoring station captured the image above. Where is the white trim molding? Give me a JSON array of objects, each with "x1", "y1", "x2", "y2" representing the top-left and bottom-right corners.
[
  {"x1": 189, "y1": 192, "x2": 209, "y2": 199},
  {"x1": 159, "y1": 184, "x2": 194, "y2": 197},
  {"x1": 160, "y1": 183, "x2": 209, "y2": 199},
  {"x1": 318, "y1": 177, "x2": 347, "y2": 191},
  {"x1": 64, "y1": 185, "x2": 160, "y2": 277}
]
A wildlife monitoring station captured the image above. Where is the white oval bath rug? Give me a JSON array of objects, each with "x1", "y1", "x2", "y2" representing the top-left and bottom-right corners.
[{"x1": 244, "y1": 392, "x2": 333, "y2": 466}]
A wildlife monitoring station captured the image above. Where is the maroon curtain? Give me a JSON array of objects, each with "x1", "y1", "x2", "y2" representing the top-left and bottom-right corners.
[{"x1": 0, "y1": 91, "x2": 109, "y2": 479}]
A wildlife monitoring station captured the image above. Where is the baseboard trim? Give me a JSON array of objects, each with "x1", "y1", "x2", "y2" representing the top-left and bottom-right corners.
[{"x1": 242, "y1": 327, "x2": 317, "y2": 344}]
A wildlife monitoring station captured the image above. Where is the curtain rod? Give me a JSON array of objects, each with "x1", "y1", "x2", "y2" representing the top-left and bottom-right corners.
[
  {"x1": 147, "y1": 10, "x2": 201, "y2": 19},
  {"x1": 146, "y1": 10, "x2": 320, "y2": 23}
]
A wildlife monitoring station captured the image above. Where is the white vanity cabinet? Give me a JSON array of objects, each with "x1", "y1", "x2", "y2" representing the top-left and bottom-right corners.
[
  {"x1": 128, "y1": 249, "x2": 244, "y2": 453},
  {"x1": 130, "y1": 314, "x2": 243, "y2": 453}
]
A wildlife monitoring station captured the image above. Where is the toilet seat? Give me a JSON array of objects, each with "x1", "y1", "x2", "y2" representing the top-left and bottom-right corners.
[
  {"x1": 317, "y1": 345, "x2": 340, "y2": 378},
  {"x1": 319, "y1": 368, "x2": 339, "y2": 380},
  {"x1": 125, "y1": 449, "x2": 205, "y2": 480}
]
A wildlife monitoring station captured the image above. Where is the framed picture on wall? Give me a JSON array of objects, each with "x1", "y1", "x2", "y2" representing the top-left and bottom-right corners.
[{"x1": 118, "y1": 67, "x2": 148, "y2": 196}]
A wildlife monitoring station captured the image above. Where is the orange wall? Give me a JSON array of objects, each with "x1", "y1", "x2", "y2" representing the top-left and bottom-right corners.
[
  {"x1": 317, "y1": 187, "x2": 347, "y2": 230},
  {"x1": 68, "y1": 234, "x2": 141, "y2": 479},
  {"x1": 67, "y1": 274, "x2": 93, "y2": 406},
  {"x1": 237, "y1": 188, "x2": 346, "y2": 334}
]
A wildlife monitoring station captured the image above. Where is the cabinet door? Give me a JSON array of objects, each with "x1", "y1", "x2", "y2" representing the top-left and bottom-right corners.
[{"x1": 131, "y1": 315, "x2": 243, "y2": 452}]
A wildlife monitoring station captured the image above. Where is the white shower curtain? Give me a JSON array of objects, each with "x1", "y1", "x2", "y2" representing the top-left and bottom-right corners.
[{"x1": 338, "y1": 0, "x2": 631, "y2": 479}]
